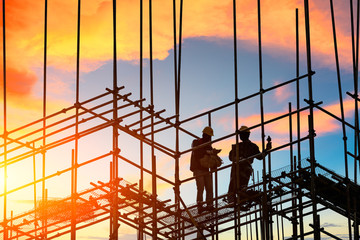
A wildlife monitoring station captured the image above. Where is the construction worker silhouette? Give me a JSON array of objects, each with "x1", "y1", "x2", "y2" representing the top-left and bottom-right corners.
[
  {"x1": 190, "y1": 126, "x2": 214, "y2": 213},
  {"x1": 227, "y1": 126, "x2": 272, "y2": 203}
]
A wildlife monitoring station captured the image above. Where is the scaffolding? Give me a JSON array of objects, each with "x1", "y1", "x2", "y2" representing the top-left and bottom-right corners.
[{"x1": 1, "y1": 0, "x2": 360, "y2": 239}]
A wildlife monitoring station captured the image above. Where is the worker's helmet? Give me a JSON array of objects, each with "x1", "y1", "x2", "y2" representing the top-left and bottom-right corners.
[
  {"x1": 239, "y1": 125, "x2": 250, "y2": 133},
  {"x1": 202, "y1": 126, "x2": 214, "y2": 136}
]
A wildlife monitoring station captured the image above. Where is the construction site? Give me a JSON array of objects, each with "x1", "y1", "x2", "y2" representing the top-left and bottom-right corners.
[{"x1": 1, "y1": 0, "x2": 360, "y2": 239}]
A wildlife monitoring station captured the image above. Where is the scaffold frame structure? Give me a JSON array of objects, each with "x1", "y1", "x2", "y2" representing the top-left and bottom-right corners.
[{"x1": 1, "y1": 0, "x2": 360, "y2": 239}]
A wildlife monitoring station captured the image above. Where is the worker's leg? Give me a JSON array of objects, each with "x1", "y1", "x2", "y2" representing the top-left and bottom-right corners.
[
  {"x1": 204, "y1": 171, "x2": 213, "y2": 208},
  {"x1": 239, "y1": 166, "x2": 253, "y2": 190},
  {"x1": 227, "y1": 166, "x2": 236, "y2": 202},
  {"x1": 194, "y1": 170, "x2": 205, "y2": 210}
]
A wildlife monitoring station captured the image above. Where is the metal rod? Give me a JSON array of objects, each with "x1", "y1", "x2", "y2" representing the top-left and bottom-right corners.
[
  {"x1": 172, "y1": 0, "x2": 182, "y2": 237},
  {"x1": 353, "y1": 1, "x2": 360, "y2": 236},
  {"x1": 177, "y1": 0, "x2": 183, "y2": 103},
  {"x1": 251, "y1": 172, "x2": 259, "y2": 240},
  {"x1": 1, "y1": 117, "x2": 176, "y2": 169},
  {"x1": 232, "y1": 0, "x2": 241, "y2": 238},
  {"x1": 0, "y1": 152, "x2": 112, "y2": 198},
  {"x1": 148, "y1": 0, "x2": 158, "y2": 237},
  {"x1": 174, "y1": 189, "x2": 206, "y2": 239},
  {"x1": 139, "y1": 0, "x2": 144, "y2": 238},
  {"x1": 111, "y1": 1, "x2": 119, "y2": 238},
  {"x1": 109, "y1": 162, "x2": 113, "y2": 235},
  {"x1": 41, "y1": 0, "x2": 48, "y2": 238},
  {"x1": 276, "y1": 204, "x2": 280, "y2": 240},
  {"x1": 71, "y1": 149, "x2": 75, "y2": 240},
  {"x1": 72, "y1": 0, "x2": 82, "y2": 238},
  {"x1": 329, "y1": 3, "x2": 353, "y2": 237},
  {"x1": 330, "y1": 0, "x2": 349, "y2": 179},
  {"x1": 280, "y1": 195, "x2": 284, "y2": 240},
  {"x1": 32, "y1": 142, "x2": 37, "y2": 238},
  {"x1": 289, "y1": 103, "x2": 297, "y2": 239},
  {"x1": 116, "y1": 153, "x2": 175, "y2": 185},
  {"x1": 2, "y1": 0, "x2": 7, "y2": 238},
  {"x1": 257, "y1": 0, "x2": 269, "y2": 237},
  {"x1": 303, "y1": 0, "x2": 320, "y2": 238},
  {"x1": 295, "y1": 8, "x2": 305, "y2": 240}
]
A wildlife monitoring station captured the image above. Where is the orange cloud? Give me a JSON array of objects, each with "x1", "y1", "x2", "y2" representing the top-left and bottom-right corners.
[
  {"x1": 0, "y1": 95, "x2": 70, "y2": 134},
  {"x1": 0, "y1": 67, "x2": 37, "y2": 96},
  {"x1": 274, "y1": 80, "x2": 294, "y2": 103},
  {"x1": 0, "y1": 0, "x2": 354, "y2": 134},
  {"x1": 1, "y1": 0, "x2": 354, "y2": 92}
]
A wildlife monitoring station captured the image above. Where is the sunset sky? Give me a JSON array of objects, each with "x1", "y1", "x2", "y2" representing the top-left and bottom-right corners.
[{"x1": 0, "y1": 0, "x2": 359, "y2": 239}]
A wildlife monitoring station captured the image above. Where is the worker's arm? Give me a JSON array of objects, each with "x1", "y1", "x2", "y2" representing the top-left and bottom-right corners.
[{"x1": 256, "y1": 137, "x2": 272, "y2": 160}]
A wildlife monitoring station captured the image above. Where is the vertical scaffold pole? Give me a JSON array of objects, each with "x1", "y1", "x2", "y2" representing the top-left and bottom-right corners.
[
  {"x1": 71, "y1": 149, "x2": 76, "y2": 239},
  {"x1": 172, "y1": 0, "x2": 180, "y2": 238},
  {"x1": 329, "y1": 0, "x2": 352, "y2": 238},
  {"x1": 256, "y1": 0, "x2": 269, "y2": 238},
  {"x1": 110, "y1": 161, "x2": 113, "y2": 236},
  {"x1": 350, "y1": 0, "x2": 360, "y2": 237},
  {"x1": 303, "y1": 0, "x2": 320, "y2": 239},
  {"x1": 42, "y1": 0, "x2": 48, "y2": 237},
  {"x1": 295, "y1": 8, "x2": 305, "y2": 239},
  {"x1": 148, "y1": 0, "x2": 158, "y2": 238},
  {"x1": 289, "y1": 102, "x2": 298, "y2": 239},
  {"x1": 232, "y1": 0, "x2": 241, "y2": 238},
  {"x1": 207, "y1": 112, "x2": 219, "y2": 240},
  {"x1": 72, "y1": 0, "x2": 81, "y2": 238},
  {"x1": 111, "y1": 0, "x2": 119, "y2": 238},
  {"x1": 252, "y1": 172, "x2": 260, "y2": 240},
  {"x1": 350, "y1": 0, "x2": 357, "y2": 182},
  {"x1": 33, "y1": 143, "x2": 37, "y2": 237},
  {"x1": 139, "y1": 0, "x2": 144, "y2": 239},
  {"x1": 2, "y1": 0, "x2": 7, "y2": 239},
  {"x1": 173, "y1": 0, "x2": 184, "y2": 238},
  {"x1": 176, "y1": 0, "x2": 183, "y2": 109}
]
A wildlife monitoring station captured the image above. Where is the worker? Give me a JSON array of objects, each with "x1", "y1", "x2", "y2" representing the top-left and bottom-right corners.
[
  {"x1": 226, "y1": 125, "x2": 272, "y2": 203},
  {"x1": 190, "y1": 126, "x2": 215, "y2": 213}
]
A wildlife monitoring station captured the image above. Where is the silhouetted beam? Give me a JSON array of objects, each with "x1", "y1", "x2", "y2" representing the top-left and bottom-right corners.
[
  {"x1": 305, "y1": 99, "x2": 356, "y2": 130},
  {"x1": 309, "y1": 224, "x2": 342, "y2": 240},
  {"x1": 107, "y1": 89, "x2": 197, "y2": 139},
  {"x1": 77, "y1": 105, "x2": 176, "y2": 157},
  {"x1": 133, "y1": 115, "x2": 177, "y2": 133},
  {"x1": 0, "y1": 137, "x2": 36, "y2": 151},
  {"x1": 5, "y1": 89, "x2": 118, "y2": 137},
  {"x1": 0, "y1": 152, "x2": 112, "y2": 197},
  {"x1": 0, "y1": 90, "x2": 131, "y2": 153},
  {"x1": 126, "y1": 109, "x2": 166, "y2": 129},
  {"x1": 6, "y1": 225, "x2": 40, "y2": 240},
  {"x1": 116, "y1": 153, "x2": 175, "y2": 186},
  {"x1": 0, "y1": 121, "x2": 114, "y2": 168},
  {"x1": 117, "y1": 124, "x2": 175, "y2": 156}
]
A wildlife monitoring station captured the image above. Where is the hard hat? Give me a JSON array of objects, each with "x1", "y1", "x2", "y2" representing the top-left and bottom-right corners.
[
  {"x1": 239, "y1": 125, "x2": 250, "y2": 133},
  {"x1": 202, "y1": 126, "x2": 214, "y2": 136}
]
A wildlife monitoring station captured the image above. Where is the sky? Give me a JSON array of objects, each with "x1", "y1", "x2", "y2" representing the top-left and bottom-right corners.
[{"x1": 0, "y1": 0, "x2": 359, "y2": 239}]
